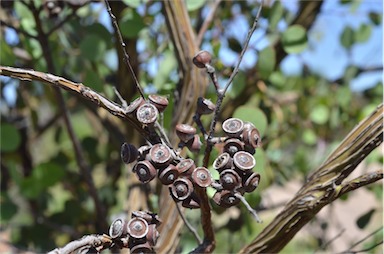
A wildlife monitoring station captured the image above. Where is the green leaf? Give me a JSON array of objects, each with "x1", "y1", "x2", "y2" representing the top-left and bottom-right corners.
[
  {"x1": 86, "y1": 23, "x2": 113, "y2": 48},
  {"x1": 228, "y1": 37, "x2": 243, "y2": 53},
  {"x1": 269, "y1": 71, "x2": 285, "y2": 87},
  {"x1": 0, "y1": 193, "x2": 18, "y2": 222},
  {"x1": 186, "y1": 0, "x2": 205, "y2": 11},
  {"x1": 281, "y1": 25, "x2": 308, "y2": 54},
  {"x1": 356, "y1": 209, "x2": 375, "y2": 229},
  {"x1": 310, "y1": 105, "x2": 330, "y2": 125},
  {"x1": 14, "y1": 1, "x2": 37, "y2": 36},
  {"x1": 154, "y1": 50, "x2": 177, "y2": 90},
  {"x1": 0, "y1": 42, "x2": 16, "y2": 66},
  {"x1": 369, "y1": 12, "x2": 382, "y2": 26},
  {"x1": 229, "y1": 72, "x2": 246, "y2": 98},
  {"x1": 302, "y1": 129, "x2": 317, "y2": 145},
  {"x1": 354, "y1": 23, "x2": 372, "y2": 43},
  {"x1": 233, "y1": 106, "x2": 268, "y2": 136},
  {"x1": 257, "y1": 46, "x2": 276, "y2": 79},
  {"x1": 343, "y1": 65, "x2": 358, "y2": 83},
  {"x1": 79, "y1": 34, "x2": 106, "y2": 61},
  {"x1": 20, "y1": 162, "x2": 65, "y2": 199},
  {"x1": 122, "y1": 0, "x2": 143, "y2": 8},
  {"x1": 120, "y1": 9, "x2": 146, "y2": 38},
  {"x1": 268, "y1": 1, "x2": 284, "y2": 30},
  {"x1": 84, "y1": 69, "x2": 103, "y2": 92},
  {"x1": 0, "y1": 123, "x2": 21, "y2": 152},
  {"x1": 340, "y1": 26, "x2": 354, "y2": 49}
]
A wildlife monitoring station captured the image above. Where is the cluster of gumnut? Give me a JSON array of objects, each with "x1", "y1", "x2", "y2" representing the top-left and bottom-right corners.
[
  {"x1": 108, "y1": 211, "x2": 161, "y2": 253},
  {"x1": 121, "y1": 93, "x2": 213, "y2": 209},
  {"x1": 211, "y1": 118, "x2": 261, "y2": 207},
  {"x1": 121, "y1": 50, "x2": 262, "y2": 211}
]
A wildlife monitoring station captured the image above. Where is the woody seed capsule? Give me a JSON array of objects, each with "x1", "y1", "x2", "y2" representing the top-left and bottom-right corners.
[
  {"x1": 136, "y1": 103, "x2": 158, "y2": 125},
  {"x1": 193, "y1": 50, "x2": 212, "y2": 68}
]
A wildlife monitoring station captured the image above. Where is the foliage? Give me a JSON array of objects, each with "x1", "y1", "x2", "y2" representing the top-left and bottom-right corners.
[{"x1": 0, "y1": 0, "x2": 382, "y2": 253}]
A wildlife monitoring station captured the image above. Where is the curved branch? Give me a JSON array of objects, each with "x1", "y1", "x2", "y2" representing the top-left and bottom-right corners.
[
  {"x1": 239, "y1": 103, "x2": 383, "y2": 253},
  {"x1": 0, "y1": 66, "x2": 159, "y2": 143}
]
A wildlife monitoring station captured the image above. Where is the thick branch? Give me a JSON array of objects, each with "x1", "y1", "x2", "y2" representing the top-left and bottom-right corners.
[{"x1": 239, "y1": 103, "x2": 383, "y2": 253}]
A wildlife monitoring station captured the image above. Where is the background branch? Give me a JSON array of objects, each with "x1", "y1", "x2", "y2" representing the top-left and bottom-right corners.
[{"x1": 239, "y1": 103, "x2": 383, "y2": 253}]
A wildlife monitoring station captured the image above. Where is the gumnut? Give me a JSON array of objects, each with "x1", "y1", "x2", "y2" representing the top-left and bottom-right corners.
[{"x1": 193, "y1": 50, "x2": 212, "y2": 68}]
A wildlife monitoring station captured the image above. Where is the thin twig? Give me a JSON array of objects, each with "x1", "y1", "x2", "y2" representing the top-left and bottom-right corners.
[
  {"x1": 317, "y1": 228, "x2": 346, "y2": 252},
  {"x1": 337, "y1": 227, "x2": 383, "y2": 253},
  {"x1": 339, "y1": 240, "x2": 383, "y2": 254},
  {"x1": 222, "y1": 2, "x2": 263, "y2": 95},
  {"x1": 196, "y1": 0, "x2": 222, "y2": 47},
  {"x1": 0, "y1": 20, "x2": 38, "y2": 40},
  {"x1": 46, "y1": 9, "x2": 79, "y2": 36},
  {"x1": 175, "y1": 200, "x2": 203, "y2": 245},
  {"x1": 104, "y1": 0, "x2": 146, "y2": 99},
  {"x1": 234, "y1": 192, "x2": 262, "y2": 223},
  {"x1": 202, "y1": 2, "x2": 263, "y2": 168}
]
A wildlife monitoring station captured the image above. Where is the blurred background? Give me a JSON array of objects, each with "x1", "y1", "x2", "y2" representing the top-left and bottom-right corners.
[{"x1": 0, "y1": 0, "x2": 382, "y2": 253}]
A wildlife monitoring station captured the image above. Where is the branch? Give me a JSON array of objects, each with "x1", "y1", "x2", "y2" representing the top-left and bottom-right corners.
[
  {"x1": 48, "y1": 234, "x2": 113, "y2": 254},
  {"x1": 239, "y1": 103, "x2": 383, "y2": 253},
  {"x1": 104, "y1": 0, "x2": 145, "y2": 99},
  {"x1": 333, "y1": 170, "x2": 383, "y2": 199},
  {"x1": 0, "y1": 66, "x2": 159, "y2": 143},
  {"x1": 196, "y1": 0, "x2": 222, "y2": 47},
  {"x1": 202, "y1": 1, "x2": 263, "y2": 170}
]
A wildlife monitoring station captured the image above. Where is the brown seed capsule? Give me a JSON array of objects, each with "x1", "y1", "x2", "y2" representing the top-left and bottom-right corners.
[
  {"x1": 193, "y1": 50, "x2": 212, "y2": 68},
  {"x1": 109, "y1": 218, "x2": 127, "y2": 238},
  {"x1": 224, "y1": 138, "x2": 245, "y2": 156},
  {"x1": 233, "y1": 151, "x2": 256, "y2": 172},
  {"x1": 136, "y1": 103, "x2": 159, "y2": 125},
  {"x1": 121, "y1": 143, "x2": 139, "y2": 164},
  {"x1": 186, "y1": 134, "x2": 202, "y2": 153},
  {"x1": 213, "y1": 152, "x2": 233, "y2": 172},
  {"x1": 219, "y1": 169, "x2": 241, "y2": 191},
  {"x1": 130, "y1": 242, "x2": 154, "y2": 254},
  {"x1": 133, "y1": 160, "x2": 157, "y2": 183},
  {"x1": 148, "y1": 94, "x2": 168, "y2": 113},
  {"x1": 127, "y1": 217, "x2": 149, "y2": 239},
  {"x1": 127, "y1": 96, "x2": 145, "y2": 114},
  {"x1": 158, "y1": 164, "x2": 179, "y2": 185},
  {"x1": 243, "y1": 172, "x2": 261, "y2": 193},
  {"x1": 170, "y1": 177, "x2": 194, "y2": 201},
  {"x1": 149, "y1": 144, "x2": 173, "y2": 167},
  {"x1": 241, "y1": 122, "x2": 261, "y2": 148},
  {"x1": 196, "y1": 97, "x2": 216, "y2": 115},
  {"x1": 191, "y1": 167, "x2": 212, "y2": 188},
  {"x1": 176, "y1": 159, "x2": 196, "y2": 175},
  {"x1": 242, "y1": 126, "x2": 262, "y2": 149},
  {"x1": 175, "y1": 124, "x2": 196, "y2": 143},
  {"x1": 146, "y1": 224, "x2": 159, "y2": 246},
  {"x1": 222, "y1": 118, "x2": 244, "y2": 137},
  {"x1": 213, "y1": 190, "x2": 240, "y2": 208}
]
